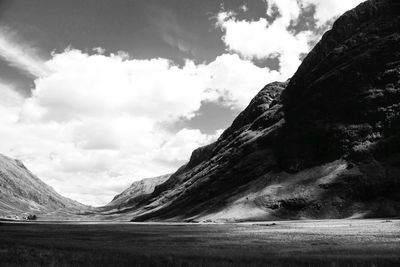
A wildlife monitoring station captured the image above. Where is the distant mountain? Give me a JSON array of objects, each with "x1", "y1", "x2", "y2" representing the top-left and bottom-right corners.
[
  {"x1": 104, "y1": 174, "x2": 171, "y2": 210},
  {"x1": 124, "y1": 0, "x2": 400, "y2": 222},
  {"x1": 0, "y1": 154, "x2": 87, "y2": 220}
]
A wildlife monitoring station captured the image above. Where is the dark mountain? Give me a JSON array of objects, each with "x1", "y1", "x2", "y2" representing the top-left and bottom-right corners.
[
  {"x1": 115, "y1": 0, "x2": 399, "y2": 222},
  {"x1": 0, "y1": 154, "x2": 87, "y2": 220}
]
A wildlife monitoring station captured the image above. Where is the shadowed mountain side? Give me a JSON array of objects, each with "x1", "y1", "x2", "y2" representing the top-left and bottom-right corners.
[
  {"x1": 120, "y1": 0, "x2": 400, "y2": 222},
  {"x1": 0, "y1": 154, "x2": 88, "y2": 220}
]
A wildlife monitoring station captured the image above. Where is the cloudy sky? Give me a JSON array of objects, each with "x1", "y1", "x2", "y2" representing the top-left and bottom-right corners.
[{"x1": 0, "y1": 0, "x2": 365, "y2": 206}]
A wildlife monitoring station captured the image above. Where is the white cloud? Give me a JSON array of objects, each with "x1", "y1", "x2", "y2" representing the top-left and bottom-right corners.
[
  {"x1": 216, "y1": 6, "x2": 312, "y2": 79},
  {"x1": 0, "y1": 82, "x2": 24, "y2": 108},
  {"x1": 265, "y1": 0, "x2": 365, "y2": 26},
  {"x1": 155, "y1": 128, "x2": 224, "y2": 163},
  {"x1": 92, "y1": 47, "x2": 105, "y2": 54},
  {"x1": 204, "y1": 53, "x2": 281, "y2": 108},
  {"x1": 216, "y1": 0, "x2": 365, "y2": 79},
  {"x1": 21, "y1": 49, "x2": 207, "y2": 123},
  {"x1": 303, "y1": 0, "x2": 365, "y2": 26},
  {"x1": 0, "y1": 27, "x2": 49, "y2": 77},
  {"x1": 0, "y1": 82, "x2": 24, "y2": 124},
  {"x1": 0, "y1": 48, "x2": 276, "y2": 206},
  {"x1": 266, "y1": 0, "x2": 302, "y2": 25},
  {"x1": 21, "y1": 49, "x2": 277, "y2": 122}
]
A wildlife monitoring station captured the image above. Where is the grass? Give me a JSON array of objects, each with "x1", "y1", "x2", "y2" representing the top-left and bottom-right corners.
[{"x1": 0, "y1": 219, "x2": 399, "y2": 266}]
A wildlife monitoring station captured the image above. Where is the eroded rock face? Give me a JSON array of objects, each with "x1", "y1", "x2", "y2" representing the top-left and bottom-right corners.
[{"x1": 126, "y1": 0, "x2": 400, "y2": 221}]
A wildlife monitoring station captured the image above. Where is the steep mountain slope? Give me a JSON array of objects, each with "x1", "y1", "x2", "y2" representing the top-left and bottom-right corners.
[
  {"x1": 124, "y1": 80, "x2": 289, "y2": 221},
  {"x1": 104, "y1": 174, "x2": 171, "y2": 210},
  {"x1": 0, "y1": 154, "x2": 87, "y2": 219},
  {"x1": 125, "y1": 0, "x2": 400, "y2": 222}
]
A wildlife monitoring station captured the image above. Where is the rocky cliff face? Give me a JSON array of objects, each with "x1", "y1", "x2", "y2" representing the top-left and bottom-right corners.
[
  {"x1": 126, "y1": 0, "x2": 400, "y2": 222},
  {"x1": 0, "y1": 154, "x2": 87, "y2": 219},
  {"x1": 279, "y1": 0, "x2": 400, "y2": 172}
]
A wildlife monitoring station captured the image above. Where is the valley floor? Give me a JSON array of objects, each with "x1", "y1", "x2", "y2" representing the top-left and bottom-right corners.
[{"x1": 0, "y1": 219, "x2": 399, "y2": 266}]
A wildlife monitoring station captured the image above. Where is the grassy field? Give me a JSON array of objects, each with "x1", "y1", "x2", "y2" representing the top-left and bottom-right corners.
[{"x1": 0, "y1": 219, "x2": 399, "y2": 266}]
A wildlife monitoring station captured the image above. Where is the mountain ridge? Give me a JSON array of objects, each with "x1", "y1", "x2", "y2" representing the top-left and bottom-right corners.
[{"x1": 122, "y1": 0, "x2": 400, "y2": 222}]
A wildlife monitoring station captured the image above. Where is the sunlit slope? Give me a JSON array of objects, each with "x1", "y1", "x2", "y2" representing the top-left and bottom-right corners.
[{"x1": 0, "y1": 154, "x2": 87, "y2": 218}]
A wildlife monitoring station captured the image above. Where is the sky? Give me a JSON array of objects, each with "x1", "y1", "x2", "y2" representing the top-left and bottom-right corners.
[{"x1": 0, "y1": 0, "x2": 365, "y2": 206}]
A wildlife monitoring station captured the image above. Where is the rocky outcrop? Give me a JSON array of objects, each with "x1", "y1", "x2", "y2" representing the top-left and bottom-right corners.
[
  {"x1": 0, "y1": 154, "x2": 87, "y2": 219},
  {"x1": 124, "y1": 0, "x2": 400, "y2": 222}
]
